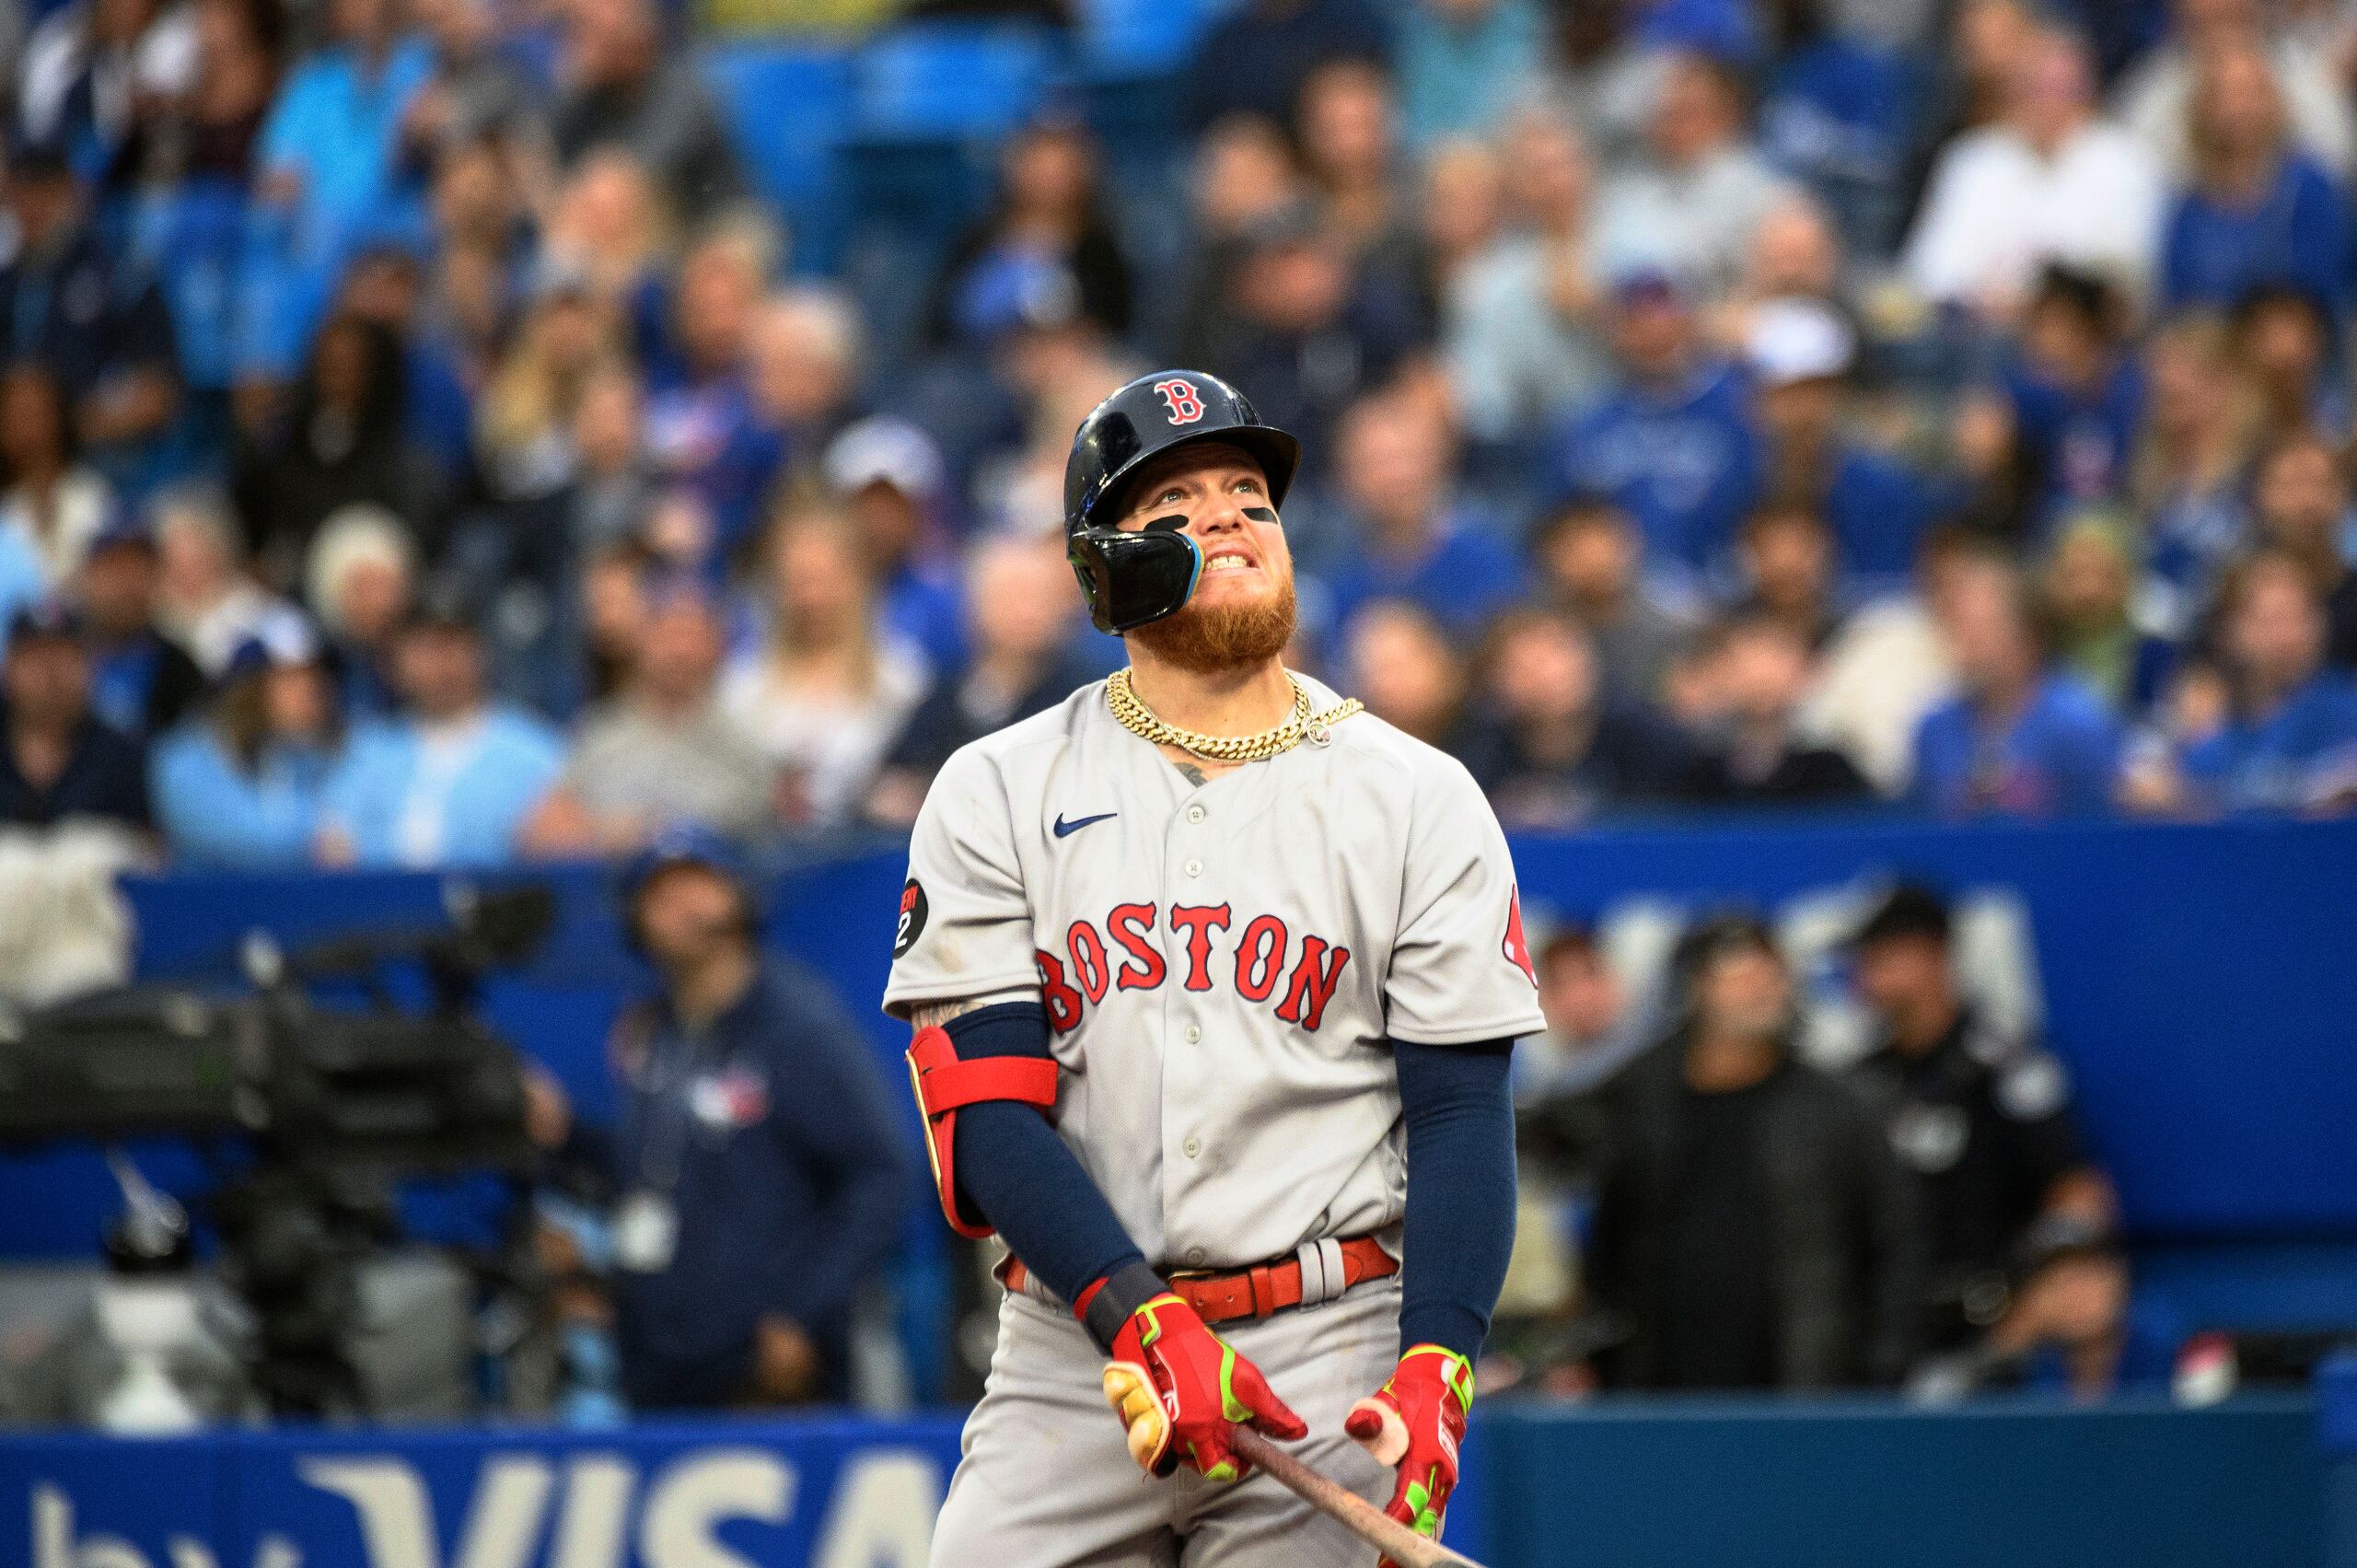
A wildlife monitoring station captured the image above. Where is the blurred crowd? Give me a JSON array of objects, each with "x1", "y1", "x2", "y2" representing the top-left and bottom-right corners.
[{"x1": 3, "y1": 0, "x2": 2357, "y2": 881}]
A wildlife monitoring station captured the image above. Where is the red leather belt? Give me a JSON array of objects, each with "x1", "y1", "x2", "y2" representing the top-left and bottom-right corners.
[{"x1": 1000, "y1": 1236, "x2": 1399, "y2": 1327}]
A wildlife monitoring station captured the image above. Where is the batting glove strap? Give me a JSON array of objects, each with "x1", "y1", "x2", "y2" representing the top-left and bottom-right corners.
[
  {"x1": 1100, "y1": 1291, "x2": 1307, "y2": 1481},
  {"x1": 1343, "y1": 1345, "x2": 1474, "y2": 1564}
]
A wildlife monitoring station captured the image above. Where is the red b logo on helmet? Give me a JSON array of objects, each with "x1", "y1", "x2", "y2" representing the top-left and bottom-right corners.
[{"x1": 1154, "y1": 378, "x2": 1205, "y2": 425}]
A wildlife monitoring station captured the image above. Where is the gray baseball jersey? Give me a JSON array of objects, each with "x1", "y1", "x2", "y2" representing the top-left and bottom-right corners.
[{"x1": 883, "y1": 672, "x2": 1546, "y2": 1274}]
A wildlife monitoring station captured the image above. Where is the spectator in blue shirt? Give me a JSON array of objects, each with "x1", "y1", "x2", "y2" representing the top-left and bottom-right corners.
[
  {"x1": 318, "y1": 596, "x2": 565, "y2": 867},
  {"x1": 0, "y1": 145, "x2": 181, "y2": 494},
  {"x1": 151, "y1": 617, "x2": 346, "y2": 868},
  {"x1": 1967, "y1": 267, "x2": 2145, "y2": 536},
  {"x1": 2246, "y1": 434, "x2": 2357, "y2": 674},
  {"x1": 1756, "y1": 0, "x2": 1913, "y2": 252},
  {"x1": 1910, "y1": 549, "x2": 2123, "y2": 819},
  {"x1": 1318, "y1": 392, "x2": 1526, "y2": 642},
  {"x1": 1396, "y1": 0, "x2": 1544, "y2": 151},
  {"x1": 2160, "y1": 39, "x2": 2351, "y2": 315},
  {"x1": 2171, "y1": 552, "x2": 2357, "y2": 816},
  {"x1": 1742, "y1": 296, "x2": 1938, "y2": 587},
  {"x1": 0, "y1": 513, "x2": 43, "y2": 637},
  {"x1": 640, "y1": 219, "x2": 785, "y2": 563},
  {"x1": 533, "y1": 831, "x2": 906, "y2": 1409},
  {"x1": 254, "y1": 0, "x2": 435, "y2": 277},
  {"x1": 1548, "y1": 269, "x2": 1754, "y2": 595}
]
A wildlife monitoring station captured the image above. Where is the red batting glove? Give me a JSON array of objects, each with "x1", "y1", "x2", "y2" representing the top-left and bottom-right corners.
[
  {"x1": 1343, "y1": 1344, "x2": 1474, "y2": 1567},
  {"x1": 1101, "y1": 1292, "x2": 1307, "y2": 1481}
]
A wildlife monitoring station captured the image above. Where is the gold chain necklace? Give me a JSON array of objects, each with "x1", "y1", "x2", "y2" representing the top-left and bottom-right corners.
[{"x1": 1107, "y1": 668, "x2": 1363, "y2": 762}]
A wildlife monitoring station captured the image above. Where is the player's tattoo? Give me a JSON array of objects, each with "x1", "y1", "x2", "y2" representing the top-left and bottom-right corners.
[
  {"x1": 911, "y1": 998, "x2": 986, "y2": 1030},
  {"x1": 1173, "y1": 760, "x2": 1207, "y2": 786}
]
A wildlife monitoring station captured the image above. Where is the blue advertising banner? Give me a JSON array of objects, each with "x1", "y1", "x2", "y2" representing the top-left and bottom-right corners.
[
  {"x1": 0, "y1": 1397, "x2": 2320, "y2": 1568},
  {"x1": 2, "y1": 1415, "x2": 965, "y2": 1568}
]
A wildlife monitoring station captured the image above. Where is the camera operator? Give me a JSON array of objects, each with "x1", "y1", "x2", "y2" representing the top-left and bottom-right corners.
[
  {"x1": 1844, "y1": 884, "x2": 2118, "y2": 1358},
  {"x1": 533, "y1": 829, "x2": 908, "y2": 1411}
]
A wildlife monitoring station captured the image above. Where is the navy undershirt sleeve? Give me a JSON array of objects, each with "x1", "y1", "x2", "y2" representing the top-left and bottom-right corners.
[
  {"x1": 943, "y1": 1004, "x2": 1147, "y2": 1309},
  {"x1": 1392, "y1": 1036, "x2": 1519, "y2": 1361}
]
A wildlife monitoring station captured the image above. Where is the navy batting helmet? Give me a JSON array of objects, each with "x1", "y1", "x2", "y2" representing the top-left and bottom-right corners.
[{"x1": 1062, "y1": 371, "x2": 1301, "y2": 633}]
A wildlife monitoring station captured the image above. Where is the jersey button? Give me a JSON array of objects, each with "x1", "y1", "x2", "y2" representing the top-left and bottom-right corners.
[
  {"x1": 1186, "y1": 1248, "x2": 1207, "y2": 1266},
  {"x1": 1182, "y1": 1137, "x2": 1202, "y2": 1158},
  {"x1": 1185, "y1": 804, "x2": 1206, "y2": 824},
  {"x1": 1182, "y1": 1024, "x2": 1202, "y2": 1044},
  {"x1": 1183, "y1": 858, "x2": 1203, "y2": 877}
]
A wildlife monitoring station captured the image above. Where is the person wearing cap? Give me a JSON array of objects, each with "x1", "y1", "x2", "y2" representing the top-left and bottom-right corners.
[
  {"x1": 0, "y1": 599, "x2": 151, "y2": 832},
  {"x1": 78, "y1": 511, "x2": 206, "y2": 740},
  {"x1": 825, "y1": 416, "x2": 966, "y2": 679},
  {"x1": 1546, "y1": 263, "x2": 1753, "y2": 594},
  {"x1": 521, "y1": 575, "x2": 772, "y2": 855},
  {"x1": 1843, "y1": 884, "x2": 2115, "y2": 1357},
  {"x1": 1740, "y1": 296, "x2": 1937, "y2": 587},
  {"x1": 1578, "y1": 914, "x2": 1920, "y2": 1390},
  {"x1": 148, "y1": 618, "x2": 345, "y2": 868},
  {"x1": 0, "y1": 140, "x2": 180, "y2": 489},
  {"x1": 529, "y1": 830, "x2": 907, "y2": 1410},
  {"x1": 316, "y1": 596, "x2": 565, "y2": 867}
]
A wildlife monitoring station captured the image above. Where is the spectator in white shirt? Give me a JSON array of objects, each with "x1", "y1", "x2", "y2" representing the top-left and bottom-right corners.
[
  {"x1": 1445, "y1": 108, "x2": 1615, "y2": 443},
  {"x1": 1592, "y1": 51, "x2": 1797, "y2": 296},
  {"x1": 720, "y1": 504, "x2": 929, "y2": 832},
  {"x1": 1904, "y1": 28, "x2": 2165, "y2": 320}
]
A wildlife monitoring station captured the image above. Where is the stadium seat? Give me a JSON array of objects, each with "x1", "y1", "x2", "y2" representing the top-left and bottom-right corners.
[
  {"x1": 851, "y1": 22, "x2": 1062, "y2": 144},
  {"x1": 700, "y1": 43, "x2": 858, "y2": 273},
  {"x1": 1074, "y1": 0, "x2": 1216, "y2": 78}
]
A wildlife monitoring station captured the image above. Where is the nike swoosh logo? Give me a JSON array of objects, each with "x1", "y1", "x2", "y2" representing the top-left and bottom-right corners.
[{"x1": 1053, "y1": 811, "x2": 1118, "y2": 839}]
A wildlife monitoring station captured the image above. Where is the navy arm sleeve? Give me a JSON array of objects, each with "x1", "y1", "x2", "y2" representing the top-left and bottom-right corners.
[
  {"x1": 1393, "y1": 1036, "x2": 1518, "y2": 1361},
  {"x1": 944, "y1": 1004, "x2": 1148, "y2": 1316}
]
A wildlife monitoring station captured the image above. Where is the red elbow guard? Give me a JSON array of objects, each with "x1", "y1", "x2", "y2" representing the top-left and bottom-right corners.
[{"x1": 905, "y1": 1024, "x2": 1059, "y2": 1237}]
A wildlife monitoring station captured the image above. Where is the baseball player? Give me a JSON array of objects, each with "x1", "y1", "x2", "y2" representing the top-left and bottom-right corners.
[{"x1": 884, "y1": 370, "x2": 1542, "y2": 1566}]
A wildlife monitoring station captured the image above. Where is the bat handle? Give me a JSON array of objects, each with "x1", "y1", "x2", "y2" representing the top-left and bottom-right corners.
[{"x1": 1228, "y1": 1427, "x2": 1489, "y2": 1568}]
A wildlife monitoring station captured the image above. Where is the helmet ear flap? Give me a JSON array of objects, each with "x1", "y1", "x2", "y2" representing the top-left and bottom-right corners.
[{"x1": 1068, "y1": 528, "x2": 1202, "y2": 633}]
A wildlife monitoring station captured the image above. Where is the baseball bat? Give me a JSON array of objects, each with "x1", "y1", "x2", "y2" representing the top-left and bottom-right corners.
[{"x1": 1230, "y1": 1428, "x2": 1490, "y2": 1568}]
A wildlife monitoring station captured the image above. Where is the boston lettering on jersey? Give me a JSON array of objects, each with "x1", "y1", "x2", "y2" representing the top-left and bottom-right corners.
[{"x1": 1033, "y1": 901, "x2": 1353, "y2": 1034}]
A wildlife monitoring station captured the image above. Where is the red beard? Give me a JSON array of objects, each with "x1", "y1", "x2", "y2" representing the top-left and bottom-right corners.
[{"x1": 1130, "y1": 569, "x2": 1299, "y2": 675}]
